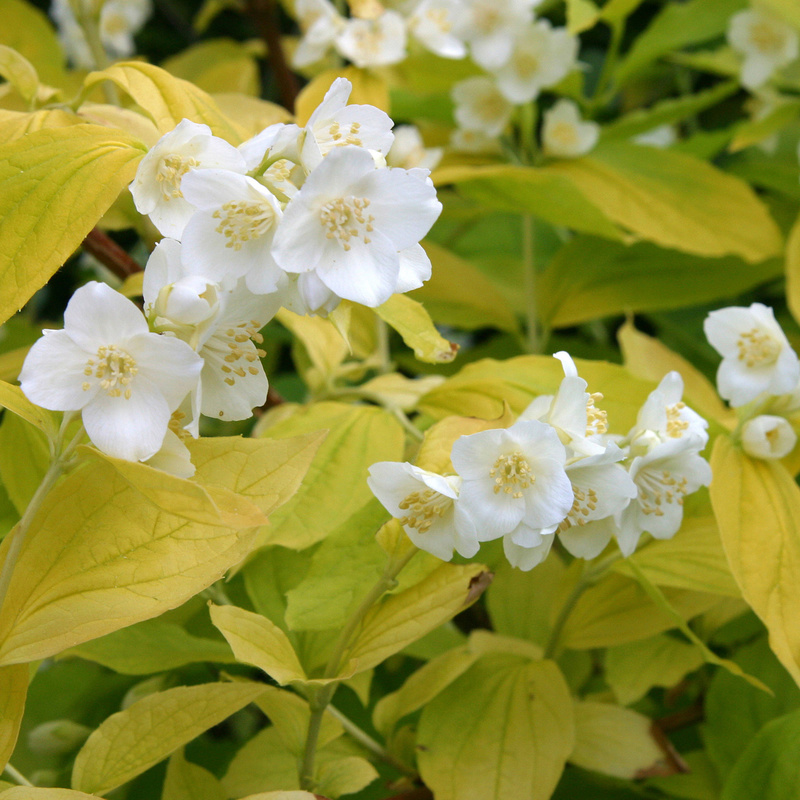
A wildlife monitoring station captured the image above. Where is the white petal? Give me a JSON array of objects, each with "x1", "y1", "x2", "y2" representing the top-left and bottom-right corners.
[
  {"x1": 503, "y1": 533, "x2": 553, "y2": 571},
  {"x1": 64, "y1": 282, "x2": 148, "y2": 351},
  {"x1": 395, "y1": 243, "x2": 432, "y2": 293}
]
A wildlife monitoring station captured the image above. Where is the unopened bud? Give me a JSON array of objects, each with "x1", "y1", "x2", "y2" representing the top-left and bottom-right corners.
[{"x1": 741, "y1": 414, "x2": 797, "y2": 459}]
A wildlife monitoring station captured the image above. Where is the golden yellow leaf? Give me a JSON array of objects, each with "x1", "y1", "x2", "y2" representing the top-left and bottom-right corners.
[
  {"x1": 375, "y1": 294, "x2": 458, "y2": 364},
  {"x1": 0, "y1": 791, "x2": 101, "y2": 800},
  {"x1": 0, "y1": 380, "x2": 57, "y2": 436},
  {"x1": 786, "y1": 211, "x2": 800, "y2": 327},
  {"x1": 72, "y1": 682, "x2": 267, "y2": 795},
  {"x1": 163, "y1": 749, "x2": 227, "y2": 800},
  {"x1": 0, "y1": 663, "x2": 27, "y2": 771},
  {"x1": 0, "y1": 46, "x2": 40, "y2": 103},
  {"x1": 294, "y1": 67, "x2": 389, "y2": 126},
  {"x1": 710, "y1": 436, "x2": 800, "y2": 686}
]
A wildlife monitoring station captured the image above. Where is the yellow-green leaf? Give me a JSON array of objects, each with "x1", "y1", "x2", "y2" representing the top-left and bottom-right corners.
[
  {"x1": 0, "y1": 0, "x2": 66, "y2": 86},
  {"x1": 0, "y1": 413, "x2": 49, "y2": 514},
  {"x1": 375, "y1": 294, "x2": 458, "y2": 364},
  {"x1": 0, "y1": 792, "x2": 100, "y2": 800},
  {"x1": 545, "y1": 141, "x2": 782, "y2": 262},
  {"x1": 277, "y1": 308, "x2": 349, "y2": 386},
  {"x1": 570, "y1": 701, "x2": 665, "y2": 779},
  {"x1": 71, "y1": 682, "x2": 266, "y2": 795},
  {"x1": 0, "y1": 45, "x2": 39, "y2": 103},
  {"x1": 187, "y1": 431, "x2": 325, "y2": 517},
  {"x1": 257, "y1": 403, "x2": 403, "y2": 550},
  {"x1": 0, "y1": 109, "x2": 82, "y2": 143},
  {"x1": 0, "y1": 460, "x2": 260, "y2": 665},
  {"x1": 710, "y1": 436, "x2": 800, "y2": 687},
  {"x1": 0, "y1": 663, "x2": 28, "y2": 771},
  {"x1": 348, "y1": 563, "x2": 490, "y2": 674},
  {"x1": 787, "y1": 210, "x2": 800, "y2": 327},
  {"x1": 212, "y1": 93, "x2": 293, "y2": 139},
  {"x1": 162, "y1": 38, "x2": 262, "y2": 96},
  {"x1": 566, "y1": 0, "x2": 599, "y2": 33},
  {"x1": 210, "y1": 604, "x2": 307, "y2": 684},
  {"x1": 81, "y1": 62, "x2": 241, "y2": 141},
  {"x1": 759, "y1": 0, "x2": 800, "y2": 28},
  {"x1": 0, "y1": 124, "x2": 145, "y2": 326},
  {"x1": 316, "y1": 756, "x2": 378, "y2": 798},
  {"x1": 0, "y1": 380, "x2": 57, "y2": 436},
  {"x1": 239, "y1": 794, "x2": 318, "y2": 800},
  {"x1": 417, "y1": 656, "x2": 574, "y2": 800},
  {"x1": 163, "y1": 749, "x2": 227, "y2": 800},
  {"x1": 295, "y1": 66, "x2": 389, "y2": 125}
]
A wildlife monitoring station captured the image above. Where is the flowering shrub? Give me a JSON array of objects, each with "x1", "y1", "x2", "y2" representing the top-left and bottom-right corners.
[{"x1": 3, "y1": 1, "x2": 800, "y2": 799}]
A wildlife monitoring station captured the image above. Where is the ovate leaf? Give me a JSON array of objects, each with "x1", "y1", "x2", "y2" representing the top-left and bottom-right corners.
[
  {"x1": 417, "y1": 656, "x2": 574, "y2": 800},
  {"x1": 295, "y1": 66, "x2": 389, "y2": 125},
  {"x1": 0, "y1": 461, "x2": 261, "y2": 665},
  {"x1": 0, "y1": 0, "x2": 66, "y2": 86},
  {"x1": 81, "y1": 62, "x2": 241, "y2": 141},
  {"x1": 0, "y1": 663, "x2": 28, "y2": 770},
  {"x1": 545, "y1": 142, "x2": 782, "y2": 263},
  {"x1": 710, "y1": 436, "x2": 800, "y2": 687},
  {"x1": 0, "y1": 45, "x2": 40, "y2": 104},
  {"x1": 316, "y1": 756, "x2": 378, "y2": 798},
  {"x1": 0, "y1": 413, "x2": 50, "y2": 514},
  {"x1": 375, "y1": 294, "x2": 459, "y2": 364},
  {"x1": 163, "y1": 749, "x2": 227, "y2": 800},
  {"x1": 71, "y1": 682, "x2": 266, "y2": 795},
  {"x1": 786, "y1": 210, "x2": 800, "y2": 326},
  {"x1": 0, "y1": 124, "x2": 145, "y2": 326},
  {"x1": 0, "y1": 380, "x2": 57, "y2": 435}
]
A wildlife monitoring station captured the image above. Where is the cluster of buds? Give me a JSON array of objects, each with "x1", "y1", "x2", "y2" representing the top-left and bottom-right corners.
[
  {"x1": 369, "y1": 353, "x2": 711, "y2": 570},
  {"x1": 18, "y1": 79, "x2": 442, "y2": 475}
]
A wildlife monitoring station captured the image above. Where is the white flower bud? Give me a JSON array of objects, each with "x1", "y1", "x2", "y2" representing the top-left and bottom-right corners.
[{"x1": 741, "y1": 415, "x2": 797, "y2": 460}]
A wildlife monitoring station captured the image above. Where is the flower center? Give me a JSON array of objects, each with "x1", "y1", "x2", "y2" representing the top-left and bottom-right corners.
[
  {"x1": 398, "y1": 488, "x2": 451, "y2": 533},
  {"x1": 476, "y1": 90, "x2": 508, "y2": 123},
  {"x1": 490, "y1": 451, "x2": 534, "y2": 497},
  {"x1": 737, "y1": 327, "x2": 781, "y2": 367},
  {"x1": 318, "y1": 120, "x2": 364, "y2": 150},
  {"x1": 749, "y1": 21, "x2": 786, "y2": 54},
  {"x1": 559, "y1": 484, "x2": 598, "y2": 531},
  {"x1": 513, "y1": 50, "x2": 541, "y2": 80},
  {"x1": 473, "y1": 3, "x2": 500, "y2": 33},
  {"x1": 424, "y1": 8, "x2": 451, "y2": 32},
  {"x1": 549, "y1": 121, "x2": 580, "y2": 149},
  {"x1": 319, "y1": 196, "x2": 375, "y2": 251},
  {"x1": 83, "y1": 344, "x2": 138, "y2": 399},
  {"x1": 637, "y1": 469, "x2": 688, "y2": 517},
  {"x1": 156, "y1": 154, "x2": 198, "y2": 200},
  {"x1": 351, "y1": 24, "x2": 386, "y2": 56},
  {"x1": 212, "y1": 201, "x2": 277, "y2": 250},
  {"x1": 586, "y1": 391, "x2": 607, "y2": 436},
  {"x1": 666, "y1": 402, "x2": 689, "y2": 438}
]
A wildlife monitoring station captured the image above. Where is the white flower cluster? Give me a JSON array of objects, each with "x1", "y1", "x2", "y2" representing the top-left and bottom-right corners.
[
  {"x1": 19, "y1": 79, "x2": 441, "y2": 474},
  {"x1": 50, "y1": 0, "x2": 152, "y2": 69},
  {"x1": 705, "y1": 302, "x2": 800, "y2": 460},
  {"x1": 369, "y1": 353, "x2": 711, "y2": 571}
]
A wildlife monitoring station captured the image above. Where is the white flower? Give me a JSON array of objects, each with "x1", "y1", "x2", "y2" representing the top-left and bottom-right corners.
[
  {"x1": 130, "y1": 119, "x2": 247, "y2": 239},
  {"x1": 493, "y1": 21, "x2": 579, "y2": 104},
  {"x1": 704, "y1": 303, "x2": 800, "y2": 407},
  {"x1": 451, "y1": 77, "x2": 513, "y2": 137},
  {"x1": 449, "y1": 128, "x2": 502, "y2": 153},
  {"x1": 271, "y1": 146, "x2": 441, "y2": 307},
  {"x1": 542, "y1": 100, "x2": 599, "y2": 159},
  {"x1": 179, "y1": 169, "x2": 285, "y2": 294},
  {"x1": 453, "y1": 0, "x2": 538, "y2": 70},
  {"x1": 728, "y1": 9, "x2": 799, "y2": 90},
  {"x1": 368, "y1": 462, "x2": 479, "y2": 560},
  {"x1": 146, "y1": 426, "x2": 195, "y2": 478},
  {"x1": 387, "y1": 126, "x2": 443, "y2": 171},
  {"x1": 503, "y1": 522, "x2": 556, "y2": 571},
  {"x1": 274, "y1": 272, "x2": 341, "y2": 317},
  {"x1": 451, "y1": 418, "x2": 573, "y2": 541},
  {"x1": 335, "y1": 11, "x2": 407, "y2": 68},
  {"x1": 628, "y1": 372, "x2": 709, "y2": 454},
  {"x1": 616, "y1": 437, "x2": 711, "y2": 556},
  {"x1": 741, "y1": 414, "x2": 797, "y2": 459},
  {"x1": 142, "y1": 240, "x2": 278, "y2": 426},
  {"x1": 19, "y1": 282, "x2": 202, "y2": 462},
  {"x1": 407, "y1": 0, "x2": 467, "y2": 59},
  {"x1": 293, "y1": 0, "x2": 345, "y2": 67},
  {"x1": 298, "y1": 77, "x2": 395, "y2": 171}
]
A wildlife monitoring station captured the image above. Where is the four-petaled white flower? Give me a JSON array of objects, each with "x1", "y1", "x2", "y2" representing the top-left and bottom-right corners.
[
  {"x1": 368, "y1": 462, "x2": 479, "y2": 560},
  {"x1": 728, "y1": 9, "x2": 799, "y2": 90},
  {"x1": 741, "y1": 414, "x2": 797, "y2": 460},
  {"x1": 387, "y1": 125, "x2": 443, "y2": 172},
  {"x1": 451, "y1": 418, "x2": 573, "y2": 541},
  {"x1": 271, "y1": 145, "x2": 441, "y2": 307},
  {"x1": 130, "y1": 119, "x2": 247, "y2": 239},
  {"x1": 407, "y1": 0, "x2": 467, "y2": 59},
  {"x1": 335, "y1": 11, "x2": 408, "y2": 68},
  {"x1": 20, "y1": 281, "x2": 202, "y2": 463},
  {"x1": 704, "y1": 302, "x2": 800, "y2": 407},
  {"x1": 542, "y1": 99, "x2": 599, "y2": 159},
  {"x1": 452, "y1": 77, "x2": 514, "y2": 137},
  {"x1": 454, "y1": 0, "x2": 538, "y2": 70},
  {"x1": 293, "y1": 0, "x2": 345, "y2": 67}
]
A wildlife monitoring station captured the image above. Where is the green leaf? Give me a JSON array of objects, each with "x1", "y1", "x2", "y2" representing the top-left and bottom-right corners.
[
  {"x1": 0, "y1": 125, "x2": 145, "y2": 326},
  {"x1": 0, "y1": 0, "x2": 66, "y2": 86},
  {"x1": 161, "y1": 38, "x2": 261, "y2": 96},
  {"x1": 758, "y1": 0, "x2": 800, "y2": 28},
  {"x1": 539, "y1": 236, "x2": 781, "y2": 328},
  {"x1": 787, "y1": 211, "x2": 800, "y2": 325},
  {"x1": 710, "y1": 436, "x2": 800, "y2": 687},
  {"x1": 410, "y1": 242, "x2": 519, "y2": 333},
  {"x1": 0, "y1": 381, "x2": 57, "y2": 436},
  {"x1": 0, "y1": 46, "x2": 40, "y2": 104},
  {"x1": 0, "y1": 663, "x2": 28, "y2": 770},
  {"x1": 243, "y1": 546, "x2": 311, "y2": 632},
  {"x1": 61, "y1": 618, "x2": 235, "y2": 675},
  {"x1": 348, "y1": 563, "x2": 490, "y2": 674},
  {"x1": 0, "y1": 460, "x2": 261, "y2": 665},
  {"x1": 615, "y1": 0, "x2": 747, "y2": 83},
  {"x1": 316, "y1": 756, "x2": 379, "y2": 798},
  {"x1": 646, "y1": 750, "x2": 721, "y2": 800},
  {"x1": 417, "y1": 656, "x2": 574, "y2": 800},
  {"x1": 210, "y1": 604, "x2": 308, "y2": 684},
  {"x1": 605, "y1": 634, "x2": 704, "y2": 706},
  {"x1": 566, "y1": 0, "x2": 599, "y2": 33},
  {"x1": 81, "y1": 62, "x2": 241, "y2": 141},
  {"x1": 704, "y1": 638, "x2": 800, "y2": 778},
  {"x1": 0, "y1": 414, "x2": 49, "y2": 515},
  {"x1": 570, "y1": 702, "x2": 664, "y2": 779},
  {"x1": 375, "y1": 294, "x2": 459, "y2": 364},
  {"x1": 0, "y1": 792, "x2": 101, "y2": 800},
  {"x1": 721, "y1": 709, "x2": 800, "y2": 799},
  {"x1": 545, "y1": 142, "x2": 782, "y2": 263},
  {"x1": 163, "y1": 750, "x2": 227, "y2": 800},
  {"x1": 434, "y1": 164, "x2": 623, "y2": 240},
  {"x1": 257, "y1": 403, "x2": 404, "y2": 550},
  {"x1": 71, "y1": 682, "x2": 266, "y2": 795}
]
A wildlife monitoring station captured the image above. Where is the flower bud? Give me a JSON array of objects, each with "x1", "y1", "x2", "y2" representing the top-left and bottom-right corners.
[
  {"x1": 741, "y1": 414, "x2": 797, "y2": 459},
  {"x1": 28, "y1": 720, "x2": 91, "y2": 756},
  {"x1": 153, "y1": 276, "x2": 221, "y2": 328}
]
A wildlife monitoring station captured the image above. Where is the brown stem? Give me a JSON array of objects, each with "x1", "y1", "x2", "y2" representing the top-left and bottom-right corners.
[
  {"x1": 383, "y1": 789, "x2": 433, "y2": 800},
  {"x1": 243, "y1": 0, "x2": 300, "y2": 111},
  {"x1": 81, "y1": 228, "x2": 142, "y2": 279}
]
